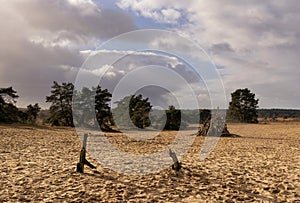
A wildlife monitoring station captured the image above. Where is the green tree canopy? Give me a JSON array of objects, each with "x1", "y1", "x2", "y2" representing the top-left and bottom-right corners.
[
  {"x1": 95, "y1": 86, "x2": 114, "y2": 131},
  {"x1": 73, "y1": 86, "x2": 114, "y2": 131},
  {"x1": 113, "y1": 94, "x2": 152, "y2": 129},
  {"x1": 73, "y1": 86, "x2": 97, "y2": 128},
  {"x1": 46, "y1": 81, "x2": 74, "y2": 126},
  {"x1": 0, "y1": 87, "x2": 19, "y2": 103},
  {"x1": 0, "y1": 87, "x2": 20, "y2": 123},
  {"x1": 25, "y1": 103, "x2": 41, "y2": 124},
  {"x1": 228, "y1": 88, "x2": 259, "y2": 123}
]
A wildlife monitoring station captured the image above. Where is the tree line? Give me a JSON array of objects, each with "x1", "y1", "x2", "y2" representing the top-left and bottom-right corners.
[
  {"x1": 1, "y1": 82, "x2": 263, "y2": 128},
  {"x1": 47, "y1": 81, "x2": 186, "y2": 131},
  {"x1": 258, "y1": 109, "x2": 300, "y2": 120},
  {"x1": 0, "y1": 87, "x2": 41, "y2": 124}
]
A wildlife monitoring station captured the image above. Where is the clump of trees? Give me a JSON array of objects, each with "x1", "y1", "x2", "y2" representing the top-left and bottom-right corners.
[
  {"x1": 46, "y1": 81, "x2": 188, "y2": 131},
  {"x1": 228, "y1": 88, "x2": 259, "y2": 123},
  {"x1": 72, "y1": 85, "x2": 114, "y2": 131},
  {"x1": 47, "y1": 82, "x2": 153, "y2": 130},
  {"x1": 0, "y1": 87, "x2": 41, "y2": 124}
]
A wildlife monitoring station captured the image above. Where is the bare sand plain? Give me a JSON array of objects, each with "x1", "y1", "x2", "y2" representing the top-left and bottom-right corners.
[{"x1": 0, "y1": 122, "x2": 299, "y2": 202}]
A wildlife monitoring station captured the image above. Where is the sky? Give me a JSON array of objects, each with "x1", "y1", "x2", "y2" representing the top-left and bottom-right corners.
[{"x1": 0, "y1": 0, "x2": 299, "y2": 109}]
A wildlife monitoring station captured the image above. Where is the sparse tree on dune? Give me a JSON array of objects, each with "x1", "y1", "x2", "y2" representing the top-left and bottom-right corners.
[
  {"x1": 73, "y1": 85, "x2": 114, "y2": 131},
  {"x1": 95, "y1": 86, "x2": 114, "y2": 131},
  {"x1": 228, "y1": 88, "x2": 259, "y2": 123},
  {"x1": 46, "y1": 81, "x2": 74, "y2": 126},
  {"x1": 0, "y1": 87, "x2": 20, "y2": 123},
  {"x1": 113, "y1": 94, "x2": 152, "y2": 129}
]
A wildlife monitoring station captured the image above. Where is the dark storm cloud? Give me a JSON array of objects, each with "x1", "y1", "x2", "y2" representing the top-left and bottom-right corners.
[{"x1": 0, "y1": 0, "x2": 136, "y2": 108}]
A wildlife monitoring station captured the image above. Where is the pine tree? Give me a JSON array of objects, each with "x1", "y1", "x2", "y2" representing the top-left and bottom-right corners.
[
  {"x1": 0, "y1": 87, "x2": 20, "y2": 123},
  {"x1": 73, "y1": 86, "x2": 95, "y2": 127},
  {"x1": 113, "y1": 94, "x2": 152, "y2": 129},
  {"x1": 73, "y1": 86, "x2": 114, "y2": 130},
  {"x1": 95, "y1": 86, "x2": 114, "y2": 131},
  {"x1": 228, "y1": 88, "x2": 259, "y2": 123},
  {"x1": 46, "y1": 81, "x2": 74, "y2": 126},
  {"x1": 25, "y1": 103, "x2": 41, "y2": 124}
]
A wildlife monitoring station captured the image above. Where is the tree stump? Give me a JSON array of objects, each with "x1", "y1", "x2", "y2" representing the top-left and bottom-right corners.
[
  {"x1": 197, "y1": 109, "x2": 230, "y2": 137},
  {"x1": 221, "y1": 123, "x2": 230, "y2": 136},
  {"x1": 197, "y1": 118, "x2": 211, "y2": 136}
]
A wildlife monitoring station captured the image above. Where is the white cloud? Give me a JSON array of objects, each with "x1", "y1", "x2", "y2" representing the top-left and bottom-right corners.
[
  {"x1": 80, "y1": 49, "x2": 184, "y2": 68},
  {"x1": 117, "y1": 0, "x2": 300, "y2": 108},
  {"x1": 161, "y1": 9, "x2": 181, "y2": 23},
  {"x1": 117, "y1": 0, "x2": 182, "y2": 24},
  {"x1": 83, "y1": 64, "x2": 115, "y2": 78}
]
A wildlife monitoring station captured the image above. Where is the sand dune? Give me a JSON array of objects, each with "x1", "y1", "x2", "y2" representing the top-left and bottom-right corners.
[{"x1": 0, "y1": 123, "x2": 299, "y2": 202}]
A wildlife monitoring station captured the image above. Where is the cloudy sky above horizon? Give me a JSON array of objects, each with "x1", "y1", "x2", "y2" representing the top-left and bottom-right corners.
[{"x1": 1, "y1": 0, "x2": 299, "y2": 109}]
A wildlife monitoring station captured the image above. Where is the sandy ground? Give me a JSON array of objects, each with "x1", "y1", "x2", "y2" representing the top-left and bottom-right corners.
[{"x1": 0, "y1": 123, "x2": 299, "y2": 202}]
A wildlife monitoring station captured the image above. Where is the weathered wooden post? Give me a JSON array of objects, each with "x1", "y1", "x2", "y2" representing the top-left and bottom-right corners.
[
  {"x1": 169, "y1": 148, "x2": 182, "y2": 175},
  {"x1": 76, "y1": 133, "x2": 96, "y2": 173}
]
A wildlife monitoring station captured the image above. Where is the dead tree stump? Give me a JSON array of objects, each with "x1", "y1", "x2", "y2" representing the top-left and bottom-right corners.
[
  {"x1": 197, "y1": 109, "x2": 230, "y2": 137},
  {"x1": 197, "y1": 118, "x2": 211, "y2": 136}
]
